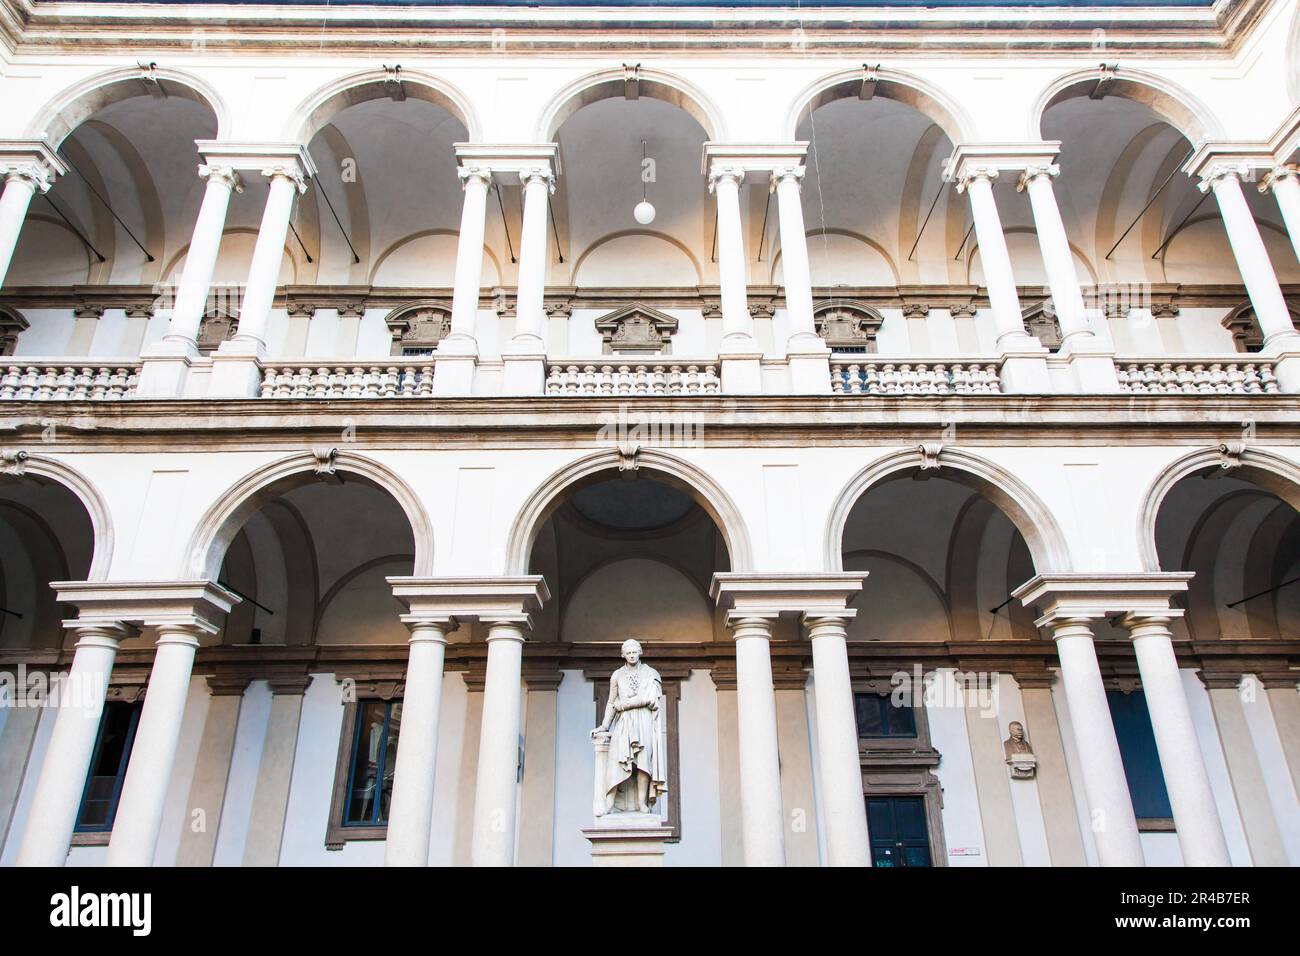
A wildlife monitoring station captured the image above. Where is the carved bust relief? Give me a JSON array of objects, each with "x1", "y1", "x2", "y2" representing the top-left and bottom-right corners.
[
  {"x1": 594, "y1": 304, "x2": 678, "y2": 355},
  {"x1": 1022, "y1": 301, "x2": 1063, "y2": 352}
]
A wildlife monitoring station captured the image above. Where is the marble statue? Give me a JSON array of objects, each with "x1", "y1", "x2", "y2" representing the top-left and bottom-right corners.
[
  {"x1": 590, "y1": 638, "x2": 668, "y2": 815},
  {"x1": 1003, "y1": 720, "x2": 1038, "y2": 779}
]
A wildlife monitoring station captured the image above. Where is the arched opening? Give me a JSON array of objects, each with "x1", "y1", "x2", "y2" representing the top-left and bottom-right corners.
[
  {"x1": 0, "y1": 472, "x2": 96, "y2": 650},
  {"x1": 1149, "y1": 459, "x2": 1300, "y2": 643},
  {"x1": 7, "y1": 74, "x2": 221, "y2": 299}
]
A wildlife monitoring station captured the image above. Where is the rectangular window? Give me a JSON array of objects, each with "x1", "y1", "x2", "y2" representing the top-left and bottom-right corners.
[
  {"x1": 866, "y1": 796, "x2": 933, "y2": 868},
  {"x1": 1106, "y1": 690, "x2": 1173, "y2": 823},
  {"x1": 75, "y1": 700, "x2": 142, "y2": 833},
  {"x1": 342, "y1": 700, "x2": 402, "y2": 828},
  {"x1": 855, "y1": 692, "x2": 917, "y2": 739}
]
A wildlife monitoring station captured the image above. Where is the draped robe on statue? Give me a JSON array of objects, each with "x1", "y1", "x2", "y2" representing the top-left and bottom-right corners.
[{"x1": 601, "y1": 662, "x2": 668, "y2": 811}]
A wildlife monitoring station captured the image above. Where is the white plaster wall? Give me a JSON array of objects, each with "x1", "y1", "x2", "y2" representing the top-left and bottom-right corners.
[
  {"x1": 1239, "y1": 675, "x2": 1300, "y2": 865},
  {"x1": 553, "y1": 669, "x2": 595, "y2": 867},
  {"x1": 212, "y1": 679, "x2": 272, "y2": 867},
  {"x1": 663, "y1": 669, "x2": 723, "y2": 867},
  {"x1": 1182, "y1": 670, "x2": 1253, "y2": 867},
  {"x1": 927, "y1": 670, "x2": 989, "y2": 867}
]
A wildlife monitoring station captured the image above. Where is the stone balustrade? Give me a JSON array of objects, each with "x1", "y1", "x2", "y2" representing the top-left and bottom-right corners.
[
  {"x1": 258, "y1": 360, "x2": 436, "y2": 398},
  {"x1": 0, "y1": 361, "x2": 140, "y2": 400},
  {"x1": 830, "y1": 358, "x2": 1002, "y2": 395},
  {"x1": 1115, "y1": 358, "x2": 1280, "y2": 394},
  {"x1": 545, "y1": 360, "x2": 721, "y2": 395}
]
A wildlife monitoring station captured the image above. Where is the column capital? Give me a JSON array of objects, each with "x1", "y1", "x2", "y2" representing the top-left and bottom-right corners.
[
  {"x1": 52, "y1": 579, "x2": 241, "y2": 637},
  {"x1": 194, "y1": 141, "x2": 316, "y2": 188},
  {"x1": 519, "y1": 165, "x2": 556, "y2": 194},
  {"x1": 1116, "y1": 612, "x2": 1181, "y2": 637},
  {"x1": 0, "y1": 139, "x2": 68, "y2": 193},
  {"x1": 768, "y1": 164, "x2": 805, "y2": 191},
  {"x1": 944, "y1": 141, "x2": 1061, "y2": 188},
  {"x1": 457, "y1": 165, "x2": 493, "y2": 189},
  {"x1": 710, "y1": 571, "x2": 867, "y2": 620},
  {"x1": 403, "y1": 617, "x2": 458, "y2": 640},
  {"x1": 1016, "y1": 163, "x2": 1061, "y2": 192},
  {"x1": 707, "y1": 164, "x2": 747, "y2": 193},
  {"x1": 725, "y1": 612, "x2": 778, "y2": 636},
  {"x1": 451, "y1": 143, "x2": 560, "y2": 185},
  {"x1": 1196, "y1": 161, "x2": 1252, "y2": 194},
  {"x1": 197, "y1": 163, "x2": 244, "y2": 194},
  {"x1": 1259, "y1": 164, "x2": 1299, "y2": 193},
  {"x1": 1013, "y1": 572, "x2": 1193, "y2": 630},
  {"x1": 66, "y1": 619, "x2": 140, "y2": 647},
  {"x1": 388, "y1": 575, "x2": 550, "y2": 624}
]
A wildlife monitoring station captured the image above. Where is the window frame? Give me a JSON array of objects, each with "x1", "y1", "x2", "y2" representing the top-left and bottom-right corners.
[
  {"x1": 1105, "y1": 687, "x2": 1176, "y2": 832},
  {"x1": 325, "y1": 695, "x2": 403, "y2": 849}
]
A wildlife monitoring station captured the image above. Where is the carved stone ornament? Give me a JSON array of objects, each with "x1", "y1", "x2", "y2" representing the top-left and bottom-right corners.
[
  {"x1": 1022, "y1": 300, "x2": 1063, "y2": 352},
  {"x1": 385, "y1": 302, "x2": 452, "y2": 356},
  {"x1": 196, "y1": 311, "x2": 238, "y2": 354},
  {"x1": 1003, "y1": 721, "x2": 1037, "y2": 779},
  {"x1": 1217, "y1": 441, "x2": 1245, "y2": 471},
  {"x1": 814, "y1": 302, "x2": 883, "y2": 353},
  {"x1": 594, "y1": 304, "x2": 679, "y2": 355},
  {"x1": 0, "y1": 449, "x2": 30, "y2": 476},
  {"x1": 0, "y1": 307, "x2": 28, "y2": 355},
  {"x1": 917, "y1": 442, "x2": 943, "y2": 472},
  {"x1": 312, "y1": 446, "x2": 340, "y2": 480}
]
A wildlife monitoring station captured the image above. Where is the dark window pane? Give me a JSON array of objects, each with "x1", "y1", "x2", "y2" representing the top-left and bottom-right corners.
[
  {"x1": 75, "y1": 701, "x2": 141, "y2": 832},
  {"x1": 1106, "y1": 691, "x2": 1173, "y2": 820},
  {"x1": 344, "y1": 700, "x2": 402, "y2": 827},
  {"x1": 855, "y1": 694, "x2": 917, "y2": 738}
]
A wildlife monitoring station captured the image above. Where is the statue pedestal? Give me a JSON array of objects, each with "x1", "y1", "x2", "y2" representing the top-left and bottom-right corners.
[{"x1": 582, "y1": 813, "x2": 671, "y2": 867}]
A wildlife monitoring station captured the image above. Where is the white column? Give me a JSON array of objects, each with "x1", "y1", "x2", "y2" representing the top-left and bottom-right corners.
[
  {"x1": 226, "y1": 167, "x2": 306, "y2": 353},
  {"x1": 1123, "y1": 614, "x2": 1230, "y2": 866},
  {"x1": 443, "y1": 166, "x2": 493, "y2": 352},
  {"x1": 805, "y1": 615, "x2": 870, "y2": 866},
  {"x1": 385, "y1": 619, "x2": 453, "y2": 867},
  {"x1": 16, "y1": 623, "x2": 127, "y2": 867},
  {"x1": 1260, "y1": 165, "x2": 1300, "y2": 264},
  {"x1": 1019, "y1": 165, "x2": 1091, "y2": 343},
  {"x1": 957, "y1": 168, "x2": 1032, "y2": 348},
  {"x1": 162, "y1": 165, "x2": 243, "y2": 350},
  {"x1": 729, "y1": 615, "x2": 785, "y2": 866},
  {"x1": 471, "y1": 619, "x2": 526, "y2": 866},
  {"x1": 105, "y1": 623, "x2": 204, "y2": 867},
  {"x1": 511, "y1": 168, "x2": 552, "y2": 349},
  {"x1": 1202, "y1": 165, "x2": 1300, "y2": 350},
  {"x1": 1050, "y1": 617, "x2": 1144, "y2": 866},
  {"x1": 710, "y1": 166, "x2": 754, "y2": 348},
  {"x1": 0, "y1": 167, "x2": 49, "y2": 289},
  {"x1": 772, "y1": 166, "x2": 817, "y2": 346}
]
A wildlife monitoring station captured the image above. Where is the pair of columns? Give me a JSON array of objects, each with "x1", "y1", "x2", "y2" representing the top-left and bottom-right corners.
[
  {"x1": 1015, "y1": 574, "x2": 1231, "y2": 867},
  {"x1": 136, "y1": 143, "x2": 315, "y2": 398},
  {"x1": 712, "y1": 573, "x2": 871, "y2": 867},
  {"x1": 384, "y1": 576, "x2": 549, "y2": 867},
  {"x1": 15, "y1": 580, "x2": 239, "y2": 867}
]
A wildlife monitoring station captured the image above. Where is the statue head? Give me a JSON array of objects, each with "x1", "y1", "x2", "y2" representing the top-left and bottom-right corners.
[
  {"x1": 621, "y1": 638, "x2": 643, "y2": 665},
  {"x1": 1008, "y1": 721, "x2": 1024, "y2": 740}
]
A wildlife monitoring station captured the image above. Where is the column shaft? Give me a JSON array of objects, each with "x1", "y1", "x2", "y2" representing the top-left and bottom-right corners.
[
  {"x1": 446, "y1": 168, "x2": 491, "y2": 347},
  {"x1": 961, "y1": 172, "x2": 1028, "y2": 346},
  {"x1": 166, "y1": 167, "x2": 241, "y2": 347},
  {"x1": 806, "y1": 617, "x2": 870, "y2": 865},
  {"x1": 773, "y1": 169, "x2": 816, "y2": 344},
  {"x1": 106, "y1": 625, "x2": 202, "y2": 867},
  {"x1": 1127, "y1": 619, "x2": 1230, "y2": 866},
  {"x1": 0, "y1": 173, "x2": 39, "y2": 289},
  {"x1": 512, "y1": 171, "x2": 551, "y2": 347},
  {"x1": 712, "y1": 168, "x2": 753, "y2": 346},
  {"x1": 1265, "y1": 169, "x2": 1300, "y2": 263},
  {"x1": 16, "y1": 626, "x2": 121, "y2": 866},
  {"x1": 471, "y1": 623, "x2": 525, "y2": 866},
  {"x1": 1206, "y1": 170, "x2": 1298, "y2": 347},
  {"x1": 1021, "y1": 167, "x2": 1090, "y2": 341},
  {"x1": 385, "y1": 622, "x2": 451, "y2": 867},
  {"x1": 731, "y1": 616, "x2": 785, "y2": 866},
  {"x1": 1052, "y1": 619, "x2": 1144, "y2": 866},
  {"x1": 229, "y1": 171, "x2": 302, "y2": 351}
]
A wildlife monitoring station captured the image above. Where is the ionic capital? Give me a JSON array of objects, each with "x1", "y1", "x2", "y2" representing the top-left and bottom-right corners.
[
  {"x1": 0, "y1": 162, "x2": 55, "y2": 194},
  {"x1": 457, "y1": 165, "x2": 493, "y2": 189},
  {"x1": 954, "y1": 165, "x2": 999, "y2": 194},
  {"x1": 198, "y1": 163, "x2": 244, "y2": 193},
  {"x1": 1259, "y1": 164, "x2": 1299, "y2": 194},
  {"x1": 520, "y1": 166, "x2": 556, "y2": 194},
  {"x1": 768, "y1": 165, "x2": 805, "y2": 192},
  {"x1": 1197, "y1": 162, "x2": 1250, "y2": 194},
  {"x1": 262, "y1": 164, "x2": 310, "y2": 194},
  {"x1": 1016, "y1": 163, "x2": 1060, "y2": 192},
  {"x1": 707, "y1": 165, "x2": 746, "y2": 193}
]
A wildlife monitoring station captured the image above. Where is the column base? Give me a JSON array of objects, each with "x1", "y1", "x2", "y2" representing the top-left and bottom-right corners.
[
  {"x1": 1057, "y1": 336, "x2": 1120, "y2": 393},
  {"x1": 719, "y1": 351, "x2": 764, "y2": 395},
  {"x1": 135, "y1": 353, "x2": 197, "y2": 399},
  {"x1": 1262, "y1": 336, "x2": 1300, "y2": 392},
  {"x1": 998, "y1": 341, "x2": 1052, "y2": 394},
  {"x1": 432, "y1": 354, "x2": 477, "y2": 396},
  {"x1": 582, "y1": 812, "x2": 671, "y2": 867},
  {"x1": 786, "y1": 342, "x2": 832, "y2": 395},
  {"x1": 501, "y1": 352, "x2": 546, "y2": 396},
  {"x1": 209, "y1": 341, "x2": 266, "y2": 398}
]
